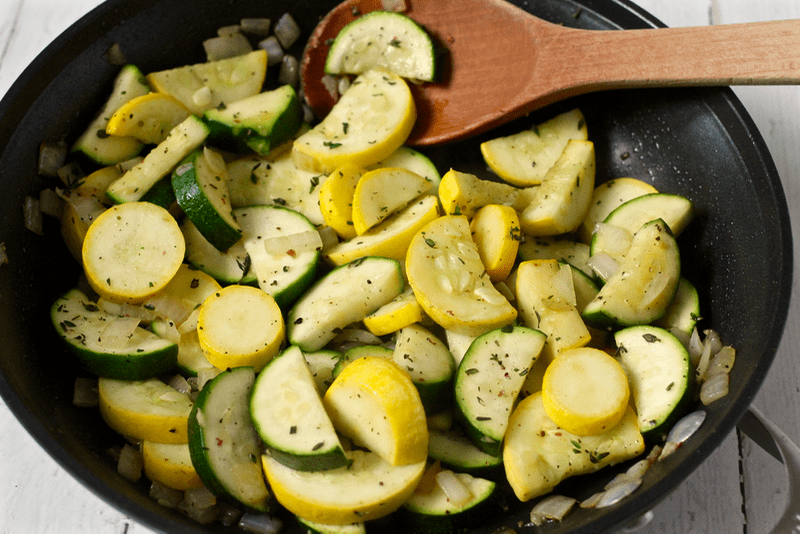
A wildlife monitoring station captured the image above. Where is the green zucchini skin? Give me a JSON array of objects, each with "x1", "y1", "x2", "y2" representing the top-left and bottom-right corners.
[
  {"x1": 187, "y1": 367, "x2": 272, "y2": 512},
  {"x1": 51, "y1": 288, "x2": 177, "y2": 380}
]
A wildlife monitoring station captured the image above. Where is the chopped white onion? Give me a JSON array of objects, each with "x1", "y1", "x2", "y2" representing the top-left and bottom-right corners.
[
  {"x1": 240, "y1": 18, "x2": 272, "y2": 36},
  {"x1": 258, "y1": 35, "x2": 285, "y2": 67},
  {"x1": 435, "y1": 470, "x2": 473, "y2": 508},
  {"x1": 184, "y1": 486, "x2": 217, "y2": 509},
  {"x1": 579, "y1": 491, "x2": 604, "y2": 509},
  {"x1": 320, "y1": 74, "x2": 340, "y2": 100},
  {"x1": 586, "y1": 251, "x2": 619, "y2": 282},
  {"x1": 703, "y1": 328, "x2": 723, "y2": 355},
  {"x1": 39, "y1": 188, "x2": 63, "y2": 218},
  {"x1": 178, "y1": 307, "x2": 201, "y2": 334},
  {"x1": 278, "y1": 54, "x2": 299, "y2": 88},
  {"x1": 23, "y1": 196, "x2": 43, "y2": 235},
  {"x1": 103, "y1": 42, "x2": 127, "y2": 66},
  {"x1": 274, "y1": 13, "x2": 301, "y2": 49},
  {"x1": 694, "y1": 333, "x2": 714, "y2": 382},
  {"x1": 203, "y1": 32, "x2": 253, "y2": 61},
  {"x1": 192, "y1": 86, "x2": 213, "y2": 109},
  {"x1": 529, "y1": 495, "x2": 577, "y2": 526},
  {"x1": 38, "y1": 141, "x2": 67, "y2": 178},
  {"x1": 168, "y1": 374, "x2": 192, "y2": 396},
  {"x1": 381, "y1": 0, "x2": 408, "y2": 11},
  {"x1": 149, "y1": 481, "x2": 183, "y2": 508},
  {"x1": 216, "y1": 24, "x2": 241, "y2": 37},
  {"x1": 706, "y1": 345, "x2": 736, "y2": 378},
  {"x1": 337, "y1": 75, "x2": 351, "y2": 96},
  {"x1": 700, "y1": 372, "x2": 730, "y2": 405},
  {"x1": 316, "y1": 225, "x2": 340, "y2": 251},
  {"x1": 73, "y1": 377, "x2": 99, "y2": 408},
  {"x1": 593, "y1": 222, "x2": 632, "y2": 257},
  {"x1": 100, "y1": 317, "x2": 141, "y2": 348},
  {"x1": 238, "y1": 514, "x2": 283, "y2": 533},
  {"x1": 687, "y1": 327, "x2": 703, "y2": 365},
  {"x1": 57, "y1": 161, "x2": 85, "y2": 188},
  {"x1": 117, "y1": 444, "x2": 143, "y2": 482}
]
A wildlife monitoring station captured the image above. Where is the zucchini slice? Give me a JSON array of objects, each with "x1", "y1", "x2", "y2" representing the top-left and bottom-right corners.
[
  {"x1": 325, "y1": 11, "x2": 437, "y2": 82},
  {"x1": 188, "y1": 367, "x2": 271, "y2": 511},
  {"x1": 236, "y1": 204, "x2": 322, "y2": 310},
  {"x1": 602, "y1": 192, "x2": 694, "y2": 237},
  {"x1": 454, "y1": 325, "x2": 545, "y2": 456},
  {"x1": 402, "y1": 470, "x2": 497, "y2": 533},
  {"x1": 615, "y1": 325, "x2": 694, "y2": 439},
  {"x1": 392, "y1": 323, "x2": 456, "y2": 415},
  {"x1": 72, "y1": 64, "x2": 150, "y2": 165},
  {"x1": 427, "y1": 428, "x2": 503, "y2": 476},
  {"x1": 204, "y1": 84, "x2": 303, "y2": 155},
  {"x1": 146, "y1": 50, "x2": 268, "y2": 114},
  {"x1": 52, "y1": 288, "x2": 177, "y2": 380},
  {"x1": 172, "y1": 147, "x2": 242, "y2": 252},
  {"x1": 582, "y1": 218, "x2": 681, "y2": 328},
  {"x1": 287, "y1": 256, "x2": 405, "y2": 352},
  {"x1": 181, "y1": 215, "x2": 257, "y2": 286},
  {"x1": 250, "y1": 346, "x2": 348, "y2": 472},
  {"x1": 106, "y1": 114, "x2": 210, "y2": 204}
]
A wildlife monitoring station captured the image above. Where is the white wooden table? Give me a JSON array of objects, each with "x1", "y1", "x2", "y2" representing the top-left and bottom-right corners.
[{"x1": 1, "y1": 0, "x2": 799, "y2": 532}]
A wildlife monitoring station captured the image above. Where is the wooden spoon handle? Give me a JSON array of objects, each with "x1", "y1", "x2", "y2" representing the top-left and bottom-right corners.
[{"x1": 531, "y1": 19, "x2": 800, "y2": 101}]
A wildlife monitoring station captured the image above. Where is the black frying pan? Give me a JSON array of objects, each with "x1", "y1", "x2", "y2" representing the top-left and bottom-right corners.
[{"x1": 0, "y1": 0, "x2": 792, "y2": 532}]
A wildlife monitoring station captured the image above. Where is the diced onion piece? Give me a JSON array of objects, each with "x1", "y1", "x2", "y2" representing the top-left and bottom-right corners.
[
  {"x1": 197, "y1": 367, "x2": 222, "y2": 391},
  {"x1": 203, "y1": 32, "x2": 253, "y2": 61},
  {"x1": 117, "y1": 444, "x2": 143, "y2": 482},
  {"x1": 586, "y1": 251, "x2": 619, "y2": 282},
  {"x1": 23, "y1": 196, "x2": 43, "y2": 235},
  {"x1": 320, "y1": 74, "x2": 339, "y2": 100},
  {"x1": 530, "y1": 495, "x2": 577, "y2": 526},
  {"x1": 262, "y1": 230, "x2": 322, "y2": 256},
  {"x1": 39, "y1": 188, "x2": 63, "y2": 218},
  {"x1": 103, "y1": 42, "x2": 127, "y2": 66},
  {"x1": 579, "y1": 491, "x2": 604, "y2": 509},
  {"x1": 337, "y1": 76, "x2": 351, "y2": 96},
  {"x1": 594, "y1": 222, "x2": 632, "y2": 256},
  {"x1": 258, "y1": 36, "x2": 285, "y2": 67},
  {"x1": 168, "y1": 374, "x2": 192, "y2": 395},
  {"x1": 317, "y1": 225, "x2": 339, "y2": 251},
  {"x1": 274, "y1": 13, "x2": 301, "y2": 49},
  {"x1": 178, "y1": 307, "x2": 201, "y2": 335},
  {"x1": 687, "y1": 327, "x2": 703, "y2": 365},
  {"x1": 73, "y1": 377, "x2": 99, "y2": 408},
  {"x1": 192, "y1": 86, "x2": 213, "y2": 108},
  {"x1": 700, "y1": 372, "x2": 730, "y2": 405},
  {"x1": 57, "y1": 161, "x2": 85, "y2": 188},
  {"x1": 240, "y1": 18, "x2": 271, "y2": 36},
  {"x1": 435, "y1": 469, "x2": 473, "y2": 508},
  {"x1": 38, "y1": 141, "x2": 67, "y2": 178},
  {"x1": 180, "y1": 487, "x2": 219, "y2": 524},
  {"x1": 184, "y1": 486, "x2": 217, "y2": 509},
  {"x1": 101, "y1": 316, "x2": 141, "y2": 348},
  {"x1": 703, "y1": 329, "x2": 723, "y2": 355},
  {"x1": 694, "y1": 334, "x2": 714, "y2": 382},
  {"x1": 706, "y1": 345, "x2": 736, "y2": 378},
  {"x1": 382, "y1": 0, "x2": 408, "y2": 11},
  {"x1": 278, "y1": 54, "x2": 299, "y2": 88},
  {"x1": 238, "y1": 514, "x2": 284, "y2": 534},
  {"x1": 149, "y1": 481, "x2": 183, "y2": 508},
  {"x1": 217, "y1": 24, "x2": 241, "y2": 37}
]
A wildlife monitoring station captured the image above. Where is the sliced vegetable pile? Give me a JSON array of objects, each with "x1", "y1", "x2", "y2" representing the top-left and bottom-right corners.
[{"x1": 42, "y1": 8, "x2": 738, "y2": 533}]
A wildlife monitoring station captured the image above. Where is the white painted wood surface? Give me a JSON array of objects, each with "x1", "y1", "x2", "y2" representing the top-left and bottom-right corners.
[{"x1": 1, "y1": 0, "x2": 798, "y2": 533}]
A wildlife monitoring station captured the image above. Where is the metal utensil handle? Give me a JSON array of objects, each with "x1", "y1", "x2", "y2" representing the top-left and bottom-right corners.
[{"x1": 742, "y1": 406, "x2": 800, "y2": 533}]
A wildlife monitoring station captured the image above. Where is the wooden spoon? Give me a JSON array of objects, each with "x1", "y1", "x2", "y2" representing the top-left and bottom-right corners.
[{"x1": 301, "y1": 0, "x2": 800, "y2": 146}]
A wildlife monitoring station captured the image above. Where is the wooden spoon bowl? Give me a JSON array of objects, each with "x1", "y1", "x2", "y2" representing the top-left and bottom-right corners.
[{"x1": 301, "y1": 0, "x2": 800, "y2": 146}]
